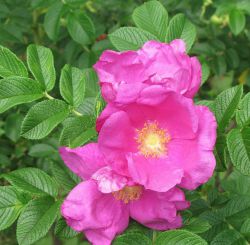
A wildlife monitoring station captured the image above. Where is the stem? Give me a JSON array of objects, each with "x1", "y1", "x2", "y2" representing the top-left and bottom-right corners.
[
  {"x1": 44, "y1": 92, "x2": 55, "y2": 100},
  {"x1": 152, "y1": 230, "x2": 157, "y2": 244},
  {"x1": 72, "y1": 109, "x2": 83, "y2": 117}
]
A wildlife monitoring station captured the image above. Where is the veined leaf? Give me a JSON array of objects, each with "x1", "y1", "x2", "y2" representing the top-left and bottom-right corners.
[
  {"x1": 17, "y1": 197, "x2": 61, "y2": 245},
  {"x1": 165, "y1": 13, "x2": 196, "y2": 52},
  {"x1": 0, "y1": 77, "x2": 44, "y2": 113},
  {"x1": 54, "y1": 217, "x2": 79, "y2": 239},
  {"x1": 0, "y1": 46, "x2": 28, "y2": 78},
  {"x1": 59, "y1": 64, "x2": 85, "y2": 108},
  {"x1": 67, "y1": 12, "x2": 95, "y2": 45},
  {"x1": 21, "y1": 99, "x2": 70, "y2": 139},
  {"x1": 109, "y1": 27, "x2": 158, "y2": 51},
  {"x1": 2, "y1": 167, "x2": 59, "y2": 197},
  {"x1": 0, "y1": 187, "x2": 24, "y2": 231},
  {"x1": 44, "y1": 1, "x2": 64, "y2": 41},
  {"x1": 113, "y1": 232, "x2": 151, "y2": 245},
  {"x1": 227, "y1": 128, "x2": 250, "y2": 175},
  {"x1": 236, "y1": 93, "x2": 250, "y2": 128},
  {"x1": 132, "y1": 0, "x2": 168, "y2": 41},
  {"x1": 27, "y1": 44, "x2": 56, "y2": 91},
  {"x1": 229, "y1": 9, "x2": 246, "y2": 36},
  {"x1": 155, "y1": 230, "x2": 207, "y2": 245},
  {"x1": 211, "y1": 229, "x2": 246, "y2": 245},
  {"x1": 215, "y1": 85, "x2": 243, "y2": 132}
]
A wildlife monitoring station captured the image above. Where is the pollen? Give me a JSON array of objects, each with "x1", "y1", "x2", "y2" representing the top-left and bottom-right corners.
[
  {"x1": 136, "y1": 121, "x2": 170, "y2": 158},
  {"x1": 113, "y1": 185, "x2": 143, "y2": 204}
]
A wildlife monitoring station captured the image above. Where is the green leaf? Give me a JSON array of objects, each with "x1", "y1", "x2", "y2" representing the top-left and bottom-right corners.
[
  {"x1": 28, "y1": 144, "x2": 56, "y2": 158},
  {"x1": 132, "y1": 0, "x2": 168, "y2": 41},
  {"x1": 67, "y1": 12, "x2": 95, "y2": 45},
  {"x1": 165, "y1": 13, "x2": 196, "y2": 52},
  {"x1": 0, "y1": 46, "x2": 28, "y2": 78},
  {"x1": 236, "y1": 93, "x2": 250, "y2": 128},
  {"x1": 215, "y1": 85, "x2": 243, "y2": 132},
  {"x1": 0, "y1": 77, "x2": 44, "y2": 113},
  {"x1": 109, "y1": 27, "x2": 158, "y2": 51},
  {"x1": 155, "y1": 230, "x2": 207, "y2": 245},
  {"x1": 227, "y1": 128, "x2": 250, "y2": 175},
  {"x1": 211, "y1": 229, "x2": 246, "y2": 245},
  {"x1": 59, "y1": 116, "x2": 95, "y2": 147},
  {"x1": 5, "y1": 113, "x2": 23, "y2": 142},
  {"x1": 184, "y1": 218, "x2": 211, "y2": 234},
  {"x1": 241, "y1": 218, "x2": 250, "y2": 235},
  {"x1": 44, "y1": 1, "x2": 64, "y2": 41},
  {"x1": 2, "y1": 167, "x2": 59, "y2": 197},
  {"x1": 201, "y1": 61, "x2": 210, "y2": 85},
  {"x1": 113, "y1": 232, "x2": 151, "y2": 245},
  {"x1": 54, "y1": 218, "x2": 79, "y2": 239},
  {"x1": 60, "y1": 64, "x2": 85, "y2": 108},
  {"x1": 229, "y1": 9, "x2": 246, "y2": 35},
  {"x1": 27, "y1": 44, "x2": 56, "y2": 91},
  {"x1": 16, "y1": 197, "x2": 61, "y2": 245},
  {"x1": 51, "y1": 161, "x2": 80, "y2": 191},
  {"x1": 0, "y1": 186, "x2": 24, "y2": 231},
  {"x1": 21, "y1": 99, "x2": 70, "y2": 139}
]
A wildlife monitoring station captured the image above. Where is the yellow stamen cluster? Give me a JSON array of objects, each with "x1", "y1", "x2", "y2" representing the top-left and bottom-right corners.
[
  {"x1": 113, "y1": 185, "x2": 143, "y2": 204},
  {"x1": 136, "y1": 121, "x2": 170, "y2": 158}
]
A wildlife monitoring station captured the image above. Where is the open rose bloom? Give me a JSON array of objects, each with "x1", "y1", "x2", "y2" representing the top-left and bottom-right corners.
[
  {"x1": 60, "y1": 39, "x2": 217, "y2": 245},
  {"x1": 60, "y1": 144, "x2": 189, "y2": 245}
]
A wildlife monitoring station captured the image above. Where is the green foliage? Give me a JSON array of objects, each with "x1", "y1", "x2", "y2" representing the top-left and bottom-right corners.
[{"x1": 0, "y1": 0, "x2": 250, "y2": 244}]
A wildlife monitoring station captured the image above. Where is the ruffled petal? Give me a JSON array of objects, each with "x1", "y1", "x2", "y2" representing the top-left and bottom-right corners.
[
  {"x1": 92, "y1": 166, "x2": 129, "y2": 193},
  {"x1": 127, "y1": 153, "x2": 183, "y2": 192},
  {"x1": 129, "y1": 187, "x2": 189, "y2": 230},
  {"x1": 61, "y1": 180, "x2": 129, "y2": 245},
  {"x1": 59, "y1": 143, "x2": 106, "y2": 180},
  {"x1": 98, "y1": 111, "x2": 137, "y2": 175}
]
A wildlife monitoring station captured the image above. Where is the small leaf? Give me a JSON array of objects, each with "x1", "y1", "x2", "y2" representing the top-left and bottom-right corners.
[
  {"x1": 2, "y1": 167, "x2": 59, "y2": 197},
  {"x1": 155, "y1": 230, "x2": 207, "y2": 245},
  {"x1": 0, "y1": 186, "x2": 24, "y2": 231},
  {"x1": 109, "y1": 27, "x2": 158, "y2": 51},
  {"x1": 132, "y1": 0, "x2": 168, "y2": 41},
  {"x1": 227, "y1": 128, "x2": 250, "y2": 175},
  {"x1": 0, "y1": 46, "x2": 28, "y2": 78},
  {"x1": 201, "y1": 61, "x2": 210, "y2": 85},
  {"x1": 229, "y1": 9, "x2": 246, "y2": 35},
  {"x1": 0, "y1": 77, "x2": 44, "y2": 113},
  {"x1": 241, "y1": 218, "x2": 250, "y2": 235},
  {"x1": 27, "y1": 44, "x2": 56, "y2": 91},
  {"x1": 184, "y1": 218, "x2": 211, "y2": 234},
  {"x1": 51, "y1": 161, "x2": 80, "y2": 191},
  {"x1": 70, "y1": 128, "x2": 97, "y2": 148},
  {"x1": 54, "y1": 217, "x2": 79, "y2": 239},
  {"x1": 59, "y1": 116, "x2": 95, "y2": 147},
  {"x1": 113, "y1": 232, "x2": 151, "y2": 245},
  {"x1": 60, "y1": 64, "x2": 85, "y2": 108},
  {"x1": 5, "y1": 113, "x2": 23, "y2": 142},
  {"x1": 215, "y1": 85, "x2": 243, "y2": 132},
  {"x1": 67, "y1": 12, "x2": 95, "y2": 45},
  {"x1": 236, "y1": 93, "x2": 250, "y2": 128},
  {"x1": 16, "y1": 197, "x2": 61, "y2": 245},
  {"x1": 44, "y1": 1, "x2": 64, "y2": 41},
  {"x1": 165, "y1": 13, "x2": 196, "y2": 52},
  {"x1": 21, "y1": 99, "x2": 70, "y2": 139},
  {"x1": 211, "y1": 229, "x2": 246, "y2": 245},
  {"x1": 28, "y1": 144, "x2": 56, "y2": 158}
]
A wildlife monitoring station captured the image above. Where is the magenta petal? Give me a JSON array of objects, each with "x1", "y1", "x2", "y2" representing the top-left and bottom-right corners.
[
  {"x1": 61, "y1": 180, "x2": 129, "y2": 244},
  {"x1": 129, "y1": 187, "x2": 189, "y2": 230},
  {"x1": 92, "y1": 166, "x2": 129, "y2": 193},
  {"x1": 59, "y1": 143, "x2": 106, "y2": 180},
  {"x1": 127, "y1": 153, "x2": 183, "y2": 192},
  {"x1": 171, "y1": 106, "x2": 217, "y2": 190},
  {"x1": 169, "y1": 39, "x2": 186, "y2": 53},
  {"x1": 98, "y1": 111, "x2": 137, "y2": 175}
]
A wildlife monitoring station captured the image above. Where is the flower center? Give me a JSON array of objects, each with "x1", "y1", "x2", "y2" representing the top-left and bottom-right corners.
[
  {"x1": 113, "y1": 185, "x2": 143, "y2": 204},
  {"x1": 136, "y1": 121, "x2": 170, "y2": 158}
]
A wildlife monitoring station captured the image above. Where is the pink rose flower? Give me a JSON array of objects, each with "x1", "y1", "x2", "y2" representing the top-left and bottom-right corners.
[
  {"x1": 96, "y1": 91, "x2": 217, "y2": 192},
  {"x1": 59, "y1": 144, "x2": 189, "y2": 245},
  {"x1": 93, "y1": 39, "x2": 201, "y2": 104}
]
